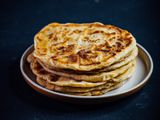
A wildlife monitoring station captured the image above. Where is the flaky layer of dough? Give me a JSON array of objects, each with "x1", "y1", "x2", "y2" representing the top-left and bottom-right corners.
[
  {"x1": 36, "y1": 61, "x2": 135, "y2": 94},
  {"x1": 34, "y1": 22, "x2": 136, "y2": 71}
]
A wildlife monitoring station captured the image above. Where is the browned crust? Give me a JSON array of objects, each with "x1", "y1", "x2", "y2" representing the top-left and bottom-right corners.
[{"x1": 34, "y1": 22, "x2": 136, "y2": 71}]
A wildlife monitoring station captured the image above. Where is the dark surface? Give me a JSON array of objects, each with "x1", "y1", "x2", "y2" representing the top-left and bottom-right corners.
[{"x1": 1, "y1": 0, "x2": 160, "y2": 120}]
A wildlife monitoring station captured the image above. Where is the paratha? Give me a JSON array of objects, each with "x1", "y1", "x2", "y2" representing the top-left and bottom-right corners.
[
  {"x1": 33, "y1": 22, "x2": 136, "y2": 71},
  {"x1": 28, "y1": 56, "x2": 106, "y2": 88},
  {"x1": 68, "y1": 82, "x2": 124, "y2": 96},
  {"x1": 38, "y1": 58, "x2": 134, "y2": 82},
  {"x1": 36, "y1": 60, "x2": 135, "y2": 93},
  {"x1": 29, "y1": 53, "x2": 134, "y2": 83}
]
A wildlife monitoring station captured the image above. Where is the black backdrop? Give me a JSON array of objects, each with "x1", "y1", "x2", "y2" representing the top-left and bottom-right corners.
[{"x1": 1, "y1": 0, "x2": 160, "y2": 120}]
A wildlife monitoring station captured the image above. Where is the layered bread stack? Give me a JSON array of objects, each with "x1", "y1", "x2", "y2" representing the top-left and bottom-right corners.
[{"x1": 27, "y1": 22, "x2": 138, "y2": 96}]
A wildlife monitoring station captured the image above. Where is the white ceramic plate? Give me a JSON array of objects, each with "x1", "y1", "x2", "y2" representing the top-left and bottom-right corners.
[{"x1": 20, "y1": 43, "x2": 153, "y2": 104}]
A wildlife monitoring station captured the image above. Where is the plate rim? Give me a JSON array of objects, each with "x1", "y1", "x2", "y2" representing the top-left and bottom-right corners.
[{"x1": 20, "y1": 43, "x2": 153, "y2": 99}]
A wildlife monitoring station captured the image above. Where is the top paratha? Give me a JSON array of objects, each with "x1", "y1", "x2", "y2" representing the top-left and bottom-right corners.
[{"x1": 34, "y1": 22, "x2": 136, "y2": 71}]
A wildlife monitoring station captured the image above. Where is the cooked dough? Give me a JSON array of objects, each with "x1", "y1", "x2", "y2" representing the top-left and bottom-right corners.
[
  {"x1": 29, "y1": 56, "x2": 106, "y2": 88},
  {"x1": 27, "y1": 22, "x2": 138, "y2": 96},
  {"x1": 38, "y1": 58, "x2": 134, "y2": 82},
  {"x1": 33, "y1": 22, "x2": 136, "y2": 71},
  {"x1": 29, "y1": 53, "x2": 135, "y2": 83},
  {"x1": 36, "y1": 47, "x2": 137, "y2": 82},
  {"x1": 36, "y1": 61, "x2": 135, "y2": 94}
]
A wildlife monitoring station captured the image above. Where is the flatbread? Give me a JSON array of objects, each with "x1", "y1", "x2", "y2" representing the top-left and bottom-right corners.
[
  {"x1": 33, "y1": 22, "x2": 136, "y2": 71},
  {"x1": 36, "y1": 60, "x2": 135, "y2": 95},
  {"x1": 29, "y1": 53, "x2": 134, "y2": 83},
  {"x1": 29, "y1": 57, "x2": 106, "y2": 88},
  {"x1": 37, "y1": 46, "x2": 137, "y2": 74},
  {"x1": 36, "y1": 46, "x2": 137, "y2": 82},
  {"x1": 67, "y1": 82, "x2": 124, "y2": 96},
  {"x1": 37, "y1": 57, "x2": 135, "y2": 82}
]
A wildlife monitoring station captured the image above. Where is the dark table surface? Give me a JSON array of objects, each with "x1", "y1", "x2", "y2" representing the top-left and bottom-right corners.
[{"x1": 1, "y1": 0, "x2": 160, "y2": 120}]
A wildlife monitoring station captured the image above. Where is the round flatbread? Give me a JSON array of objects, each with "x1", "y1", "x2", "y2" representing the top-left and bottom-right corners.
[
  {"x1": 33, "y1": 22, "x2": 136, "y2": 71},
  {"x1": 38, "y1": 58, "x2": 134, "y2": 82},
  {"x1": 29, "y1": 53, "x2": 135, "y2": 83},
  {"x1": 36, "y1": 60, "x2": 135, "y2": 94},
  {"x1": 29, "y1": 56, "x2": 106, "y2": 88}
]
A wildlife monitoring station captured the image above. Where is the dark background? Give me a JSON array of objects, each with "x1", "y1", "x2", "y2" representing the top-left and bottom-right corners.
[{"x1": 1, "y1": 0, "x2": 160, "y2": 120}]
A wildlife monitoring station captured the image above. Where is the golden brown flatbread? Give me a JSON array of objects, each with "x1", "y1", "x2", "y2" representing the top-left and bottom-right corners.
[{"x1": 33, "y1": 22, "x2": 136, "y2": 71}]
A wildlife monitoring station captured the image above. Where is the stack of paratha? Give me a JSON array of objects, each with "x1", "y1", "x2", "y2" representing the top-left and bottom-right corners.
[{"x1": 27, "y1": 22, "x2": 138, "y2": 96}]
